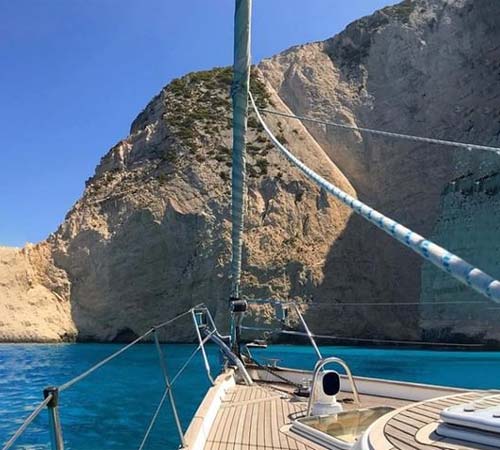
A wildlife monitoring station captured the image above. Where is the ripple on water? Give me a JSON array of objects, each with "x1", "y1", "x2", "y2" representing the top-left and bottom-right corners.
[{"x1": 2, "y1": 343, "x2": 500, "y2": 450}]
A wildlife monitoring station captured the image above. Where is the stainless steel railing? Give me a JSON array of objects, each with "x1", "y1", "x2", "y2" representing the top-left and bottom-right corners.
[
  {"x1": 1, "y1": 303, "x2": 221, "y2": 450},
  {"x1": 306, "y1": 356, "x2": 361, "y2": 416}
]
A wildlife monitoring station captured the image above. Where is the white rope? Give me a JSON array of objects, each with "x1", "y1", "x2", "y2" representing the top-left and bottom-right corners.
[
  {"x1": 260, "y1": 108, "x2": 500, "y2": 155},
  {"x1": 249, "y1": 91, "x2": 500, "y2": 303}
]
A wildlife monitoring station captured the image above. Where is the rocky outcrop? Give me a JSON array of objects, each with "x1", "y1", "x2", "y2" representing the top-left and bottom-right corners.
[
  {"x1": 421, "y1": 172, "x2": 500, "y2": 343},
  {"x1": 0, "y1": 69, "x2": 355, "y2": 342},
  {"x1": 0, "y1": 245, "x2": 75, "y2": 342},
  {"x1": 1, "y1": 0, "x2": 500, "y2": 343},
  {"x1": 259, "y1": 0, "x2": 500, "y2": 341}
]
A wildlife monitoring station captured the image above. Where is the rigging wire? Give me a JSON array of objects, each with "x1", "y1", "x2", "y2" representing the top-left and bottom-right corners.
[
  {"x1": 249, "y1": 91, "x2": 500, "y2": 304},
  {"x1": 280, "y1": 330, "x2": 484, "y2": 347},
  {"x1": 137, "y1": 388, "x2": 169, "y2": 450},
  {"x1": 260, "y1": 108, "x2": 500, "y2": 156},
  {"x1": 305, "y1": 300, "x2": 493, "y2": 306},
  {"x1": 1, "y1": 395, "x2": 53, "y2": 450},
  {"x1": 59, "y1": 306, "x2": 202, "y2": 392},
  {"x1": 241, "y1": 326, "x2": 484, "y2": 348},
  {"x1": 247, "y1": 299, "x2": 494, "y2": 307}
]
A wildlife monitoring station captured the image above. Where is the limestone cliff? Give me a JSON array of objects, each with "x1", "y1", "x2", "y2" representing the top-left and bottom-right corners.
[
  {"x1": 420, "y1": 172, "x2": 500, "y2": 343},
  {"x1": 0, "y1": 245, "x2": 75, "y2": 342},
  {"x1": 258, "y1": 0, "x2": 500, "y2": 342},
  {"x1": 1, "y1": 0, "x2": 500, "y2": 343},
  {"x1": 0, "y1": 69, "x2": 355, "y2": 342}
]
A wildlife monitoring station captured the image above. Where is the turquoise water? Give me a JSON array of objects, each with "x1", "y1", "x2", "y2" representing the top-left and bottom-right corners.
[{"x1": 2, "y1": 344, "x2": 500, "y2": 449}]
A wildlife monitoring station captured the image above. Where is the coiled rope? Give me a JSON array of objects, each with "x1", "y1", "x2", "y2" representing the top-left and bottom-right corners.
[{"x1": 249, "y1": 92, "x2": 500, "y2": 304}]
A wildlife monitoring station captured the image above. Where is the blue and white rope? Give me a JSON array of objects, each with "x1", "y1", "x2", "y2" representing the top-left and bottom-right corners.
[{"x1": 249, "y1": 92, "x2": 500, "y2": 303}]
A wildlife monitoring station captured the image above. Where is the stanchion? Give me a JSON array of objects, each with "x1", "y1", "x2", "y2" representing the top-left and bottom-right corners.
[{"x1": 43, "y1": 387, "x2": 64, "y2": 450}]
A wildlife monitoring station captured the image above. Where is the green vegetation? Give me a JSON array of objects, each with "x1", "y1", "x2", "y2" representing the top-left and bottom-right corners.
[
  {"x1": 255, "y1": 158, "x2": 269, "y2": 176},
  {"x1": 276, "y1": 133, "x2": 288, "y2": 146},
  {"x1": 383, "y1": 0, "x2": 414, "y2": 23},
  {"x1": 157, "y1": 173, "x2": 168, "y2": 184},
  {"x1": 247, "y1": 165, "x2": 258, "y2": 178},
  {"x1": 247, "y1": 116, "x2": 259, "y2": 129},
  {"x1": 162, "y1": 65, "x2": 277, "y2": 180},
  {"x1": 247, "y1": 143, "x2": 261, "y2": 154}
]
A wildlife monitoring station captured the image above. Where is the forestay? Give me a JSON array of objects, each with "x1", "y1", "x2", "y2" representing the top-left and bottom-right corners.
[{"x1": 249, "y1": 92, "x2": 500, "y2": 304}]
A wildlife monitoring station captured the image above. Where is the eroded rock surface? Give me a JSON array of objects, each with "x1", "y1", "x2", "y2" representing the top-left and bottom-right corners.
[
  {"x1": 259, "y1": 0, "x2": 500, "y2": 341},
  {"x1": 1, "y1": 0, "x2": 500, "y2": 343},
  {"x1": 0, "y1": 245, "x2": 75, "y2": 342}
]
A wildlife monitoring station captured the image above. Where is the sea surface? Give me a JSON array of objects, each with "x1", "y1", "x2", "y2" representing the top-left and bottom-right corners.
[{"x1": 2, "y1": 343, "x2": 500, "y2": 449}]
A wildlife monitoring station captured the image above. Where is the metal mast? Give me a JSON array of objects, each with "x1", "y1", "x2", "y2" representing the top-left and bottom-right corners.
[{"x1": 229, "y1": 0, "x2": 252, "y2": 354}]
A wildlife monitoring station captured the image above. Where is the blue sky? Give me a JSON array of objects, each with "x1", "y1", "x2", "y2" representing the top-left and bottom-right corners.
[{"x1": 0, "y1": 0, "x2": 398, "y2": 247}]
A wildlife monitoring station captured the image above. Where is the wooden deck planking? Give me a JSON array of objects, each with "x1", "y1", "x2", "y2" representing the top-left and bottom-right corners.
[
  {"x1": 205, "y1": 383, "x2": 499, "y2": 450},
  {"x1": 234, "y1": 403, "x2": 247, "y2": 450},
  {"x1": 219, "y1": 404, "x2": 234, "y2": 450},
  {"x1": 277, "y1": 396, "x2": 290, "y2": 450},
  {"x1": 397, "y1": 411, "x2": 428, "y2": 426},
  {"x1": 258, "y1": 395, "x2": 267, "y2": 449},
  {"x1": 270, "y1": 398, "x2": 281, "y2": 450},
  {"x1": 244, "y1": 400, "x2": 254, "y2": 450},
  {"x1": 381, "y1": 391, "x2": 500, "y2": 450},
  {"x1": 205, "y1": 384, "x2": 325, "y2": 450},
  {"x1": 227, "y1": 403, "x2": 243, "y2": 450}
]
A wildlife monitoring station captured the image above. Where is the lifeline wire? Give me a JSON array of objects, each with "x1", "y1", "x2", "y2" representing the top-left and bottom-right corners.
[{"x1": 60, "y1": 306, "x2": 201, "y2": 392}]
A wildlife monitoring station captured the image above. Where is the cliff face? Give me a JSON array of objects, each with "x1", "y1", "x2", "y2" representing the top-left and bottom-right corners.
[
  {"x1": 2, "y1": 69, "x2": 355, "y2": 342},
  {"x1": 1, "y1": 0, "x2": 500, "y2": 343},
  {"x1": 0, "y1": 245, "x2": 75, "y2": 342},
  {"x1": 259, "y1": 0, "x2": 500, "y2": 340},
  {"x1": 420, "y1": 173, "x2": 500, "y2": 343}
]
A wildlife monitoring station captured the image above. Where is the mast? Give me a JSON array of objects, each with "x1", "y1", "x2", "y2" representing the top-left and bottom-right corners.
[{"x1": 229, "y1": 0, "x2": 252, "y2": 355}]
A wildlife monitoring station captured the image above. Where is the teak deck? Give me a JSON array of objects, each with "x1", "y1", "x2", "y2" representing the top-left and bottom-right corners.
[
  {"x1": 203, "y1": 383, "x2": 409, "y2": 450},
  {"x1": 372, "y1": 391, "x2": 500, "y2": 450},
  {"x1": 203, "y1": 382, "x2": 500, "y2": 450}
]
